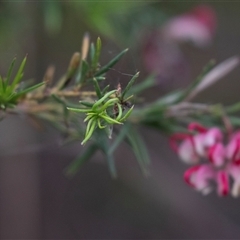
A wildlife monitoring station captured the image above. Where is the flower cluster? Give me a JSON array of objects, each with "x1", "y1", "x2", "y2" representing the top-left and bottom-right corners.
[{"x1": 170, "y1": 122, "x2": 240, "y2": 197}]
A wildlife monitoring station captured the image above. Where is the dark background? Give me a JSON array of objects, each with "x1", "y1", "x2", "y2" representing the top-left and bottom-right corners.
[{"x1": 1, "y1": 1, "x2": 240, "y2": 239}]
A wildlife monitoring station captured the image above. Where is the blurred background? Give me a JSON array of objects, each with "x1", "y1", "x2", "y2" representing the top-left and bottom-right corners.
[{"x1": 1, "y1": 1, "x2": 240, "y2": 239}]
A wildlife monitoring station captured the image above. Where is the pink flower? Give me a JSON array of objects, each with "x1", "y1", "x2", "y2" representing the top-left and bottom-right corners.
[
  {"x1": 142, "y1": 5, "x2": 216, "y2": 88},
  {"x1": 163, "y1": 5, "x2": 217, "y2": 47},
  {"x1": 170, "y1": 122, "x2": 240, "y2": 197}
]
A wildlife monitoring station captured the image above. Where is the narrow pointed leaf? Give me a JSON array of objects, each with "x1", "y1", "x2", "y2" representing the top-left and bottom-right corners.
[
  {"x1": 92, "y1": 89, "x2": 116, "y2": 109},
  {"x1": 126, "y1": 127, "x2": 150, "y2": 176},
  {"x1": 10, "y1": 56, "x2": 27, "y2": 90},
  {"x1": 92, "y1": 37, "x2": 101, "y2": 71},
  {"x1": 12, "y1": 82, "x2": 45, "y2": 100},
  {"x1": 6, "y1": 57, "x2": 16, "y2": 89},
  {"x1": 79, "y1": 101, "x2": 94, "y2": 107},
  {"x1": 174, "y1": 59, "x2": 216, "y2": 103},
  {"x1": 129, "y1": 74, "x2": 156, "y2": 95},
  {"x1": 51, "y1": 94, "x2": 69, "y2": 118},
  {"x1": 75, "y1": 60, "x2": 89, "y2": 84},
  {"x1": 65, "y1": 144, "x2": 98, "y2": 177},
  {"x1": 186, "y1": 56, "x2": 240, "y2": 101},
  {"x1": 82, "y1": 120, "x2": 96, "y2": 145},
  {"x1": 94, "y1": 48, "x2": 128, "y2": 77},
  {"x1": 97, "y1": 131, "x2": 117, "y2": 178},
  {"x1": 100, "y1": 114, "x2": 122, "y2": 124},
  {"x1": 121, "y1": 71, "x2": 139, "y2": 98},
  {"x1": 0, "y1": 75, "x2": 4, "y2": 92},
  {"x1": 93, "y1": 77, "x2": 103, "y2": 99},
  {"x1": 115, "y1": 103, "x2": 123, "y2": 121},
  {"x1": 90, "y1": 42, "x2": 95, "y2": 63},
  {"x1": 108, "y1": 122, "x2": 131, "y2": 154},
  {"x1": 119, "y1": 105, "x2": 134, "y2": 122},
  {"x1": 67, "y1": 107, "x2": 90, "y2": 113},
  {"x1": 102, "y1": 85, "x2": 110, "y2": 94},
  {"x1": 81, "y1": 60, "x2": 89, "y2": 80}
]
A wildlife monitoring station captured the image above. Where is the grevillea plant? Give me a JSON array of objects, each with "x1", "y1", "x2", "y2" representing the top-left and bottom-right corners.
[{"x1": 2, "y1": 33, "x2": 240, "y2": 197}]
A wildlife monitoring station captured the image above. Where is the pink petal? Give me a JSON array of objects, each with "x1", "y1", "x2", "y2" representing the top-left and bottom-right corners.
[
  {"x1": 189, "y1": 5, "x2": 217, "y2": 36},
  {"x1": 204, "y1": 127, "x2": 223, "y2": 147},
  {"x1": 163, "y1": 18, "x2": 209, "y2": 47},
  {"x1": 193, "y1": 134, "x2": 206, "y2": 157},
  {"x1": 227, "y1": 163, "x2": 240, "y2": 197},
  {"x1": 184, "y1": 164, "x2": 215, "y2": 194},
  {"x1": 178, "y1": 138, "x2": 199, "y2": 164},
  {"x1": 208, "y1": 143, "x2": 225, "y2": 167},
  {"x1": 184, "y1": 165, "x2": 201, "y2": 187},
  {"x1": 226, "y1": 137, "x2": 240, "y2": 162},
  {"x1": 163, "y1": 5, "x2": 216, "y2": 47},
  {"x1": 216, "y1": 171, "x2": 229, "y2": 196},
  {"x1": 188, "y1": 122, "x2": 207, "y2": 133}
]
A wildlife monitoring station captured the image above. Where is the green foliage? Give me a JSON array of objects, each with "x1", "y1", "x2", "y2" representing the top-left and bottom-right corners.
[
  {"x1": 0, "y1": 57, "x2": 44, "y2": 109},
  {"x1": 67, "y1": 89, "x2": 134, "y2": 145}
]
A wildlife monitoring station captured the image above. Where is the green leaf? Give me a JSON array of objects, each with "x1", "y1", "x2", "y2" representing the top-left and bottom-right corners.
[
  {"x1": 67, "y1": 107, "x2": 90, "y2": 113},
  {"x1": 0, "y1": 75, "x2": 5, "y2": 93},
  {"x1": 129, "y1": 74, "x2": 155, "y2": 96},
  {"x1": 93, "y1": 77, "x2": 103, "y2": 99},
  {"x1": 174, "y1": 60, "x2": 216, "y2": 103},
  {"x1": 115, "y1": 103, "x2": 123, "y2": 121},
  {"x1": 82, "y1": 119, "x2": 97, "y2": 145},
  {"x1": 119, "y1": 105, "x2": 134, "y2": 122},
  {"x1": 75, "y1": 59, "x2": 89, "y2": 84},
  {"x1": 5, "y1": 57, "x2": 16, "y2": 90},
  {"x1": 94, "y1": 76, "x2": 105, "y2": 81},
  {"x1": 92, "y1": 89, "x2": 116, "y2": 109},
  {"x1": 100, "y1": 114, "x2": 122, "y2": 124},
  {"x1": 51, "y1": 94, "x2": 69, "y2": 118},
  {"x1": 10, "y1": 56, "x2": 27, "y2": 90},
  {"x1": 121, "y1": 71, "x2": 139, "y2": 98},
  {"x1": 102, "y1": 84, "x2": 110, "y2": 95},
  {"x1": 65, "y1": 144, "x2": 98, "y2": 177},
  {"x1": 91, "y1": 37, "x2": 101, "y2": 71},
  {"x1": 126, "y1": 127, "x2": 150, "y2": 176},
  {"x1": 79, "y1": 101, "x2": 94, "y2": 108},
  {"x1": 97, "y1": 130, "x2": 117, "y2": 178},
  {"x1": 153, "y1": 90, "x2": 184, "y2": 107},
  {"x1": 94, "y1": 48, "x2": 128, "y2": 77},
  {"x1": 106, "y1": 153, "x2": 117, "y2": 178},
  {"x1": 81, "y1": 60, "x2": 89, "y2": 80},
  {"x1": 99, "y1": 98, "x2": 118, "y2": 112},
  {"x1": 90, "y1": 42, "x2": 95, "y2": 63},
  {"x1": 12, "y1": 82, "x2": 45, "y2": 100},
  {"x1": 108, "y1": 122, "x2": 131, "y2": 154}
]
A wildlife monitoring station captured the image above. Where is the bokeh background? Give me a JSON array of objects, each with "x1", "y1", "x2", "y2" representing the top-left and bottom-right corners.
[{"x1": 1, "y1": 1, "x2": 240, "y2": 239}]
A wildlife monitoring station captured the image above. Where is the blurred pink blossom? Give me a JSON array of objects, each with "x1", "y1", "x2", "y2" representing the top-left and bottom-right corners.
[
  {"x1": 142, "y1": 5, "x2": 217, "y2": 87},
  {"x1": 163, "y1": 5, "x2": 216, "y2": 47},
  {"x1": 170, "y1": 123, "x2": 240, "y2": 197}
]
